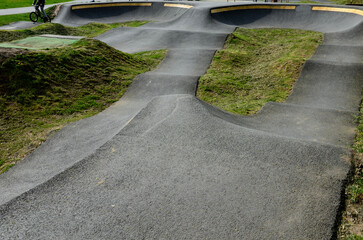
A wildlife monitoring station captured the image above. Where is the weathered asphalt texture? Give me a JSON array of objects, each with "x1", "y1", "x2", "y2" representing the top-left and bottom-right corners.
[{"x1": 1, "y1": 2, "x2": 362, "y2": 239}]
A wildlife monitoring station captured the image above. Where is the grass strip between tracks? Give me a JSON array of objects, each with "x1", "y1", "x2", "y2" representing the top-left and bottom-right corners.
[
  {"x1": 0, "y1": 39, "x2": 167, "y2": 174},
  {"x1": 338, "y1": 99, "x2": 363, "y2": 240},
  {"x1": 197, "y1": 28, "x2": 323, "y2": 115},
  {"x1": 197, "y1": 27, "x2": 362, "y2": 239},
  {"x1": 1, "y1": 21, "x2": 149, "y2": 42}
]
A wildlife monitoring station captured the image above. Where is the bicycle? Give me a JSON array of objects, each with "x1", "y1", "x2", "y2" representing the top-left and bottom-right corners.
[{"x1": 29, "y1": 9, "x2": 51, "y2": 23}]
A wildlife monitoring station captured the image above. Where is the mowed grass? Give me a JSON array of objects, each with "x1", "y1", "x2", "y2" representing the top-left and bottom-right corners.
[
  {"x1": 197, "y1": 28, "x2": 323, "y2": 115},
  {"x1": 0, "y1": 39, "x2": 167, "y2": 174},
  {"x1": 0, "y1": 0, "x2": 72, "y2": 9},
  {"x1": 0, "y1": 13, "x2": 30, "y2": 26},
  {"x1": 0, "y1": 5, "x2": 58, "y2": 26}
]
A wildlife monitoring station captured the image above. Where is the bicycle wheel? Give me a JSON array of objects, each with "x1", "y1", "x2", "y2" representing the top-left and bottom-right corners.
[
  {"x1": 42, "y1": 16, "x2": 51, "y2": 23},
  {"x1": 29, "y1": 12, "x2": 38, "y2": 22}
]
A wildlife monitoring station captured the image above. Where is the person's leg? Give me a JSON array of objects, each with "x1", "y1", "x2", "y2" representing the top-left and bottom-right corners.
[
  {"x1": 35, "y1": 4, "x2": 40, "y2": 13},
  {"x1": 40, "y1": 4, "x2": 48, "y2": 18}
]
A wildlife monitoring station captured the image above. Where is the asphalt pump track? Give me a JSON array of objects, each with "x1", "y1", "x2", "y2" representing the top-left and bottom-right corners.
[{"x1": 0, "y1": 2, "x2": 363, "y2": 239}]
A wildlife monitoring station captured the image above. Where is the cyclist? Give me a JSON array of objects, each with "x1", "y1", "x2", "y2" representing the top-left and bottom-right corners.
[{"x1": 32, "y1": 0, "x2": 48, "y2": 20}]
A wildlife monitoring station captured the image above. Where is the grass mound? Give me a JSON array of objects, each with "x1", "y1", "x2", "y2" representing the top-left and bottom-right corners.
[
  {"x1": 197, "y1": 28, "x2": 323, "y2": 115},
  {"x1": 0, "y1": 39, "x2": 166, "y2": 173}
]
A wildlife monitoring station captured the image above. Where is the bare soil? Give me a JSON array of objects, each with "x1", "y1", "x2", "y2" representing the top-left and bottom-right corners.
[{"x1": 0, "y1": 48, "x2": 28, "y2": 64}]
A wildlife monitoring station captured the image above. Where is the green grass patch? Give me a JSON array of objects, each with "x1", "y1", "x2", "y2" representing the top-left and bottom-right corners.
[
  {"x1": 197, "y1": 28, "x2": 323, "y2": 115},
  {"x1": 0, "y1": 39, "x2": 167, "y2": 174},
  {"x1": 0, "y1": 21, "x2": 148, "y2": 42},
  {"x1": 343, "y1": 236, "x2": 363, "y2": 240},
  {"x1": 353, "y1": 103, "x2": 363, "y2": 154},
  {"x1": 329, "y1": 0, "x2": 363, "y2": 4},
  {"x1": 0, "y1": 13, "x2": 30, "y2": 26},
  {"x1": 338, "y1": 98, "x2": 363, "y2": 239},
  {"x1": 0, "y1": 0, "x2": 72, "y2": 9},
  {"x1": 348, "y1": 99, "x2": 363, "y2": 211},
  {"x1": 0, "y1": 5, "x2": 58, "y2": 27}
]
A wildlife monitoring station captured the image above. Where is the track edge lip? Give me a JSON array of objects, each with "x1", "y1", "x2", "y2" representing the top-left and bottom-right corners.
[
  {"x1": 312, "y1": 6, "x2": 363, "y2": 16},
  {"x1": 210, "y1": 5, "x2": 296, "y2": 14},
  {"x1": 71, "y1": 2, "x2": 152, "y2": 10},
  {"x1": 163, "y1": 3, "x2": 193, "y2": 9}
]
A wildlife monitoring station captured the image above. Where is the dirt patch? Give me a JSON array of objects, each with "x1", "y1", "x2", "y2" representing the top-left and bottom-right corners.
[
  {"x1": 51, "y1": 5, "x2": 63, "y2": 19},
  {"x1": 0, "y1": 48, "x2": 28, "y2": 64}
]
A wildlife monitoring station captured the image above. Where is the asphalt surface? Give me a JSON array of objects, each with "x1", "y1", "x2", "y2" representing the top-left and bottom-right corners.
[{"x1": 0, "y1": 2, "x2": 362, "y2": 239}]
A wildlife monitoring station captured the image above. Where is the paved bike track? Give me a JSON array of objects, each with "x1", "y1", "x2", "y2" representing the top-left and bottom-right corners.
[{"x1": 0, "y1": 2, "x2": 362, "y2": 239}]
